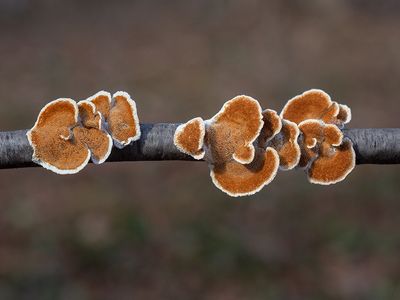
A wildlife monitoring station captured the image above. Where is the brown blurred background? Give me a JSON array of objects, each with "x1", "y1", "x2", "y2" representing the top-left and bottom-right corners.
[{"x1": 1, "y1": 0, "x2": 400, "y2": 299}]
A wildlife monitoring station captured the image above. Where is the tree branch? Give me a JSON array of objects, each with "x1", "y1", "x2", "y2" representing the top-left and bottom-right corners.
[
  {"x1": 0, "y1": 124, "x2": 399, "y2": 169},
  {"x1": 342, "y1": 128, "x2": 400, "y2": 164}
]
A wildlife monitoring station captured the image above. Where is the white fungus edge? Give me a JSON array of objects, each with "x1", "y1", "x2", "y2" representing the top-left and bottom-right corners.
[
  {"x1": 77, "y1": 99, "x2": 113, "y2": 164},
  {"x1": 307, "y1": 139, "x2": 356, "y2": 185},
  {"x1": 173, "y1": 117, "x2": 205, "y2": 160},
  {"x1": 209, "y1": 147, "x2": 280, "y2": 197},
  {"x1": 87, "y1": 90, "x2": 112, "y2": 130},
  {"x1": 278, "y1": 119, "x2": 301, "y2": 171},
  {"x1": 91, "y1": 133, "x2": 113, "y2": 165},
  {"x1": 208, "y1": 95, "x2": 264, "y2": 165},
  {"x1": 111, "y1": 91, "x2": 141, "y2": 149},
  {"x1": 262, "y1": 109, "x2": 283, "y2": 145},
  {"x1": 77, "y1": 100, "x2": 102, "y2": 129},
  {"x1": 339, "y1": 104, "x2": 352, "y2": 125},
  {"x1": 26, "y1": 98, "x2": 91, "y2": 175},
  {"x1": 280, "y1": 88, "x2": 333, "y2": 120}
]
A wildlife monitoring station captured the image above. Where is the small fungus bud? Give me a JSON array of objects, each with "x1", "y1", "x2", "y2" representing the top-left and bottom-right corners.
[
  {"x1": 337, "y1": 104, "x2": 352, "y2": 125},
  {"x1": 174, "y1": 117, "x2": 205, "y2": 160}
]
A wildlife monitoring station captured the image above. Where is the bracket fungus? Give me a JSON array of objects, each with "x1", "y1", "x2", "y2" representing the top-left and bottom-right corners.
[
  {"x1": 173, "y1": 117, "x2": 205, "y2": 160},
  {"x1": 279, "y1": 89, "x2": 356, "y2": 184},
  {"x1": 204, "y1": 95, "x2": 264, "y2": 165},
  {"x1": 27, "y1": 87, "x2": 356, "y2": 195},
  {"x1": 172, "y1": 90, "x2": 356, "y2": 195},
  {"x1": 267, "y1": 119, "x2": 301, "y2": 171},
  {"x1": 210, "y1": 147, "x2": 279, "y2": 197},
  {"x1": 281, "y1": 89, "x2": 351, "y2": 128},
  {"x1": 27, "y1": 90, "x2": 141, "y2": 174},
  {"x1": 27, "y1": 99, "x2": 91, "y2": 174},
  {"x1": 88, "y1": 91, "x2": 112, "y2": 120},
  {"x1": 298, "y1": 119, "x2": 355, "y2": 184},
  {"x1": 75, "y1": 100, "x2": 113, "y2": 164},
  {"x1": 203, "y1": 96, "x2": 279, "y2": 197},
  {"x1": 89, "y1": 91, "x2": 141, "y2": 149},
  {"x1": 258, "y1": 109, "x2": 282, "y2": 145},
  {"x1": 174, "y1": 95, "x2": 280, "y2": 197},
  {"x1": 258, "y1": 109, "x2": 301, "y2": 171}
]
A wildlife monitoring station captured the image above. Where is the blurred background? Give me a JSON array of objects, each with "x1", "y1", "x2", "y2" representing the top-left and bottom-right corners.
[{"x1": 1, "y1": 0, "x2": 400, "y2": 299}]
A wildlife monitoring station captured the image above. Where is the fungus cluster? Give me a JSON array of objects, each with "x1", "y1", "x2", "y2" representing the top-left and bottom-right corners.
[
  {"x1": 175, "y1": 96, "x2": 280, "y2": 197},
  {"x1": 281, "y1": 89, "x2": 355, "y2": 185},
  {"x1": 27, "y1": 91, "x2": 140, "y2": 174},
  {"x1": 174, "y1": 89, "x2": 355, "y2": 196},
  {"x1": 27, "y1": 88, "x2": 355, "y2": 196}
]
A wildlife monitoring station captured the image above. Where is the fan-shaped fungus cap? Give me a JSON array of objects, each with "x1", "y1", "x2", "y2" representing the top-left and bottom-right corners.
[
  {"x1": 202, "y1": 95, "x2": 280, "y2": 196},
  {"x1": 174, "y1": 117, "x2": 205, "y2": 160},
  {"x1": 307, "y1": 138, "x2": 355, "y2": 185},
  {"x1": 204, "y1": 95, "x2": 263, "y2": 165},
  {"x1": 297, "y1": 119, "x2": 355, "y2": 184},
  {"x1": 258, "y1": 109, "x2": 282, "y2": 146},
  {"x1": 299, "y1": 119, "x2": 343, "y2": 148},
  {"x1": 281, "y1": 89, "x2": 351, "y2": 128},
  {"x1": 78, "y1": 100, "x2": 102, "y2": 129},
  {"x1": 210, "y1": 147, "x2": 279, "y2": 197},
  {"x1": 337, "y1": 104, "x2": 352, "y2": 124},
  {"x1": 27, "y1": 99, "x2": 90, "y2": 174},
  {"x1": 89, "y1": 91, "x2": 140, "y2": 149},
  {"x1": 88, "y1": 91, "x2": 112, "y2": 121},
  {"x1": 297, "y1": 119, "x2": 343, "y2": 168},
  {"x1": 107, "y1": 91, "x2": 141, "y2": 148},
  {"x1": 267, "y1": 119, "x2": 301, "y2": 170},
  {"x1": 76, "y1": 100, "x2": 113, "y2": 164}
]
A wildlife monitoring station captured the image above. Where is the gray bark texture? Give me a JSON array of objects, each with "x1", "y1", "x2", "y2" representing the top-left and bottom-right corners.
[{"x1": 0, "y1": 124, "x2": 399, "y2": 169}]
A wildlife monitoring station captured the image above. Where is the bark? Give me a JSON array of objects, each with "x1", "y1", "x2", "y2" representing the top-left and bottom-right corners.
[
  {"x1": 0, "y1": 124, "x2": 399, "y2": 169},
  {"x1": 343, "y1": 128, "x2": 400, "y2": 164}
]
